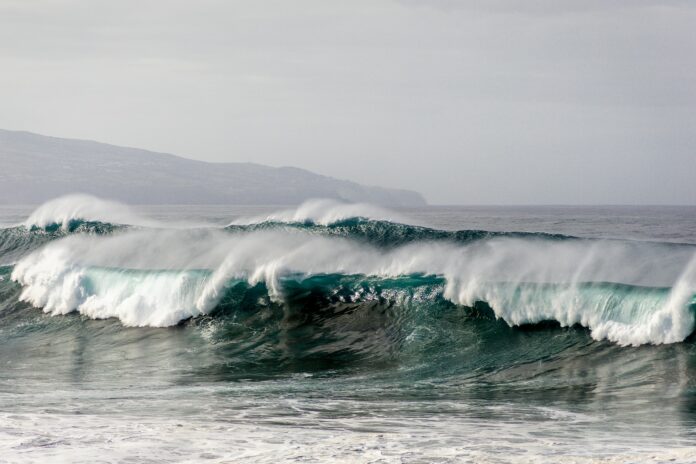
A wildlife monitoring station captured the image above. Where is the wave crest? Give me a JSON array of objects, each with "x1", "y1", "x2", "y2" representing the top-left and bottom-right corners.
[
  {"x1": 229, "y1": 199, "x2": 403, "y2": 226},
  {"x1": 24, "y1": 194, "x2": 152, "y2": 230}
]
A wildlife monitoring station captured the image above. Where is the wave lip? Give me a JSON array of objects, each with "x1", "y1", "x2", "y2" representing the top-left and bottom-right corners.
[
  {"x1": 11, "y1": 256, "x2": 212, "y2": 327},
  {"x1": 452, "y1": 281, "x2": 696, "y2": 347}
]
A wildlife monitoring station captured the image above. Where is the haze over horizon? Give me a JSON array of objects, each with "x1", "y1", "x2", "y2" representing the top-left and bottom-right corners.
[{"x1": 2, "y1": 0, "x2": 695, "y2": 205}]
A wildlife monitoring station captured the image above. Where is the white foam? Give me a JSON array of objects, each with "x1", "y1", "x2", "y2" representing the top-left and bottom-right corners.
[
  {"x1": 1, "y1": 407, "x2": 695, "y2": 464},
  {"x1": 10, "y1": 227, "x2": 696, "y2": 344}
]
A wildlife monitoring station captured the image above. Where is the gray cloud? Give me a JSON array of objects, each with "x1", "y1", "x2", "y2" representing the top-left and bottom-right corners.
[{"x1": 1, "y1": 0, "x2": 694, "y2": 204}]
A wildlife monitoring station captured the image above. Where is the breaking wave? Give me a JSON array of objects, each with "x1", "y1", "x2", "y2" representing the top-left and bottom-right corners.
[
  {"x1": 24, "y1": 194, "x2": 152, "y2": 230},
  {"x1": 4, "y1": 196, "x2": 695, "y2": 347}
]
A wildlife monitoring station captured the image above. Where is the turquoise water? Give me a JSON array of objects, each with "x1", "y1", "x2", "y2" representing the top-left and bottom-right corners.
[{"x1": 1, "y1": 199, "x2": 696, "y2": 463}]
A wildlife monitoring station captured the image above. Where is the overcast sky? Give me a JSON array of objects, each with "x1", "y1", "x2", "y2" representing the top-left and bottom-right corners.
[{"x1": 1, "y1": 0, "x2": 695, "y2": 204}]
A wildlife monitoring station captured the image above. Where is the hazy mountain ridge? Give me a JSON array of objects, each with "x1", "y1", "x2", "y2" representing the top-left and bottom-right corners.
[{"x1": 0, "y1": 129, "x2": 426, "y2": 206}]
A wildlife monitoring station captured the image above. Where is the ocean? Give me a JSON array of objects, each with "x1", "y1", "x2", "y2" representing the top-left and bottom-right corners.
[{"x1": 1, "y1": 196, "x2": 695, "y2": 463}]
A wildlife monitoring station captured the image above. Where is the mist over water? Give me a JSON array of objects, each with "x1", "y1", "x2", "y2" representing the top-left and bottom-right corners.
[{"x1": 2, "y1": 196, "x2": 696, "y2": 462}]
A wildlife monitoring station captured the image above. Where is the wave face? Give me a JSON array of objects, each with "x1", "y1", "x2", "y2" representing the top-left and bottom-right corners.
[{"x1": 4, "y1": 196, "x2": 696, "y2": 347}]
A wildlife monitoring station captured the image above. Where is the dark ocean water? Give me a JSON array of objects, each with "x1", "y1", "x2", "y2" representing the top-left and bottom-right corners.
[{"x1": 1, "y1": 198, "x2": 696, "y2": 463}]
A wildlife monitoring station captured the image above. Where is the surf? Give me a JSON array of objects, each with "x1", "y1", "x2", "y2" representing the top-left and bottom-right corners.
[{"x1": 6, "y1": 195, "x2": 696, "y2": 347}]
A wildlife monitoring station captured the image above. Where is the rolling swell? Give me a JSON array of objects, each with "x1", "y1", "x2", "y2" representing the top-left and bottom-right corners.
[
  {"x1": 0, "y1": 221, "x2": 123, "y2": 264},
  {"x1": 225, "y1": 218, "x2": 574, "y2": 247},
  {"x1": 3, "y1": 216, "x2": 573, "y2": 263}
]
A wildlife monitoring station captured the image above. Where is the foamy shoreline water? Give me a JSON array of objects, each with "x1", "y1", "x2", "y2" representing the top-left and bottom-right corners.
[{"x1": 2, "y1": 409, "x2": 695, "y2": 464}]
